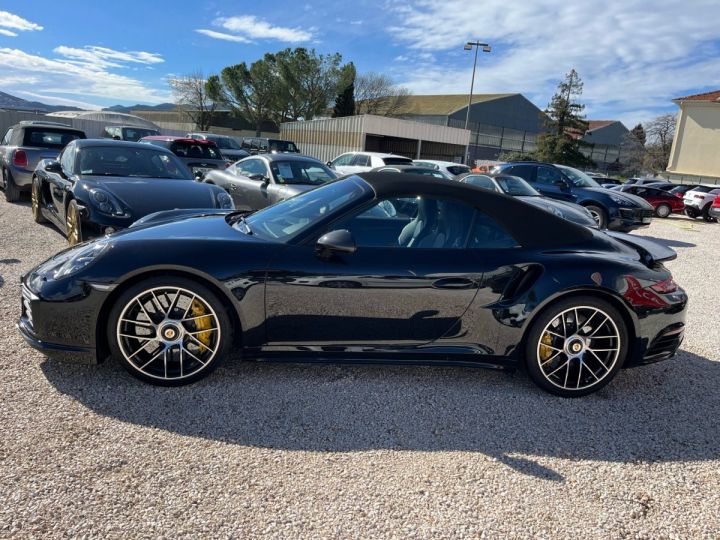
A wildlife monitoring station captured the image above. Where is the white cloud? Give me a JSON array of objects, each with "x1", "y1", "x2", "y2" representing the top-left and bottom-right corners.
[
  {"x1": 14, "y1": 90, "x2": 102, "y2": 111},
  {"x1": 388, "y1": 0, "x2": 720, "y2": 125},
  {"x1": 53, "y1": 46, "x2": 164, "y2": 69},
  {"x1": 0, "y1": 10, "x2": 43, "y2": 33},
  {"x1": 0, "y1": 28, "x2": 17, "y2": 37},
  {"x1": 0, "y1": 47, "x2": 171, "y2": 106},
  {"x1": 198, "y1": 15, "x2": 314, "y2": 43},
  {"x1": 195, "y1": 29, "x2": 250, "y2": 43}
]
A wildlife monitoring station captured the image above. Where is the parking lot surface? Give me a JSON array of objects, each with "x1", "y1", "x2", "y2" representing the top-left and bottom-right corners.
[{"x1": 1, "y1": 196, "x2": 719, "y2": 538}]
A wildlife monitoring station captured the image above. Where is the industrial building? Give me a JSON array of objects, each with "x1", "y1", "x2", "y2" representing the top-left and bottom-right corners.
[{"x1": 280, "y1": 115, "x2": 470, "y2": 163}]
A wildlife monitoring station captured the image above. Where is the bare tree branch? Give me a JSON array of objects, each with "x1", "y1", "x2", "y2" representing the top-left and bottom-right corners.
[
  {"x1": 168, "y1": 70, "x2": 217, "y2": 131},
  {"x1": 355, "y1": 73, "x2": 411, "y2": 116}
]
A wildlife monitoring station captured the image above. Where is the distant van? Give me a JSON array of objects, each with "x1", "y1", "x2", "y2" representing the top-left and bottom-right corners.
[
  {"x1": 241, "y1": 137, "x2": 300, "y2": 154},
  {"x1": 104, "y1": 125, "x2": 160, "y2": 142}
]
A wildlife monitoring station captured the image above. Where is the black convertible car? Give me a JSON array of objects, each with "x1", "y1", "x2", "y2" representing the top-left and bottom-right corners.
[
  {"x1": 31, "y1": 139, "x2": 234, "y2": 244},
  {"x1": 18, "y1": 173, "x2": 687, "y2": 397}
]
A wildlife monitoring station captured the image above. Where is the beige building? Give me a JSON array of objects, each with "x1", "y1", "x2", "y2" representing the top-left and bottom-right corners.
[{"x1": 667, "y1": 90, "x2": 720, "y2": 184}]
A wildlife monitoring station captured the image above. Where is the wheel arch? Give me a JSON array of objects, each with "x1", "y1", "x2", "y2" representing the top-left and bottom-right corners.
[{"x1": 95, "y1": 268, "x2": 244, "y2": 363}]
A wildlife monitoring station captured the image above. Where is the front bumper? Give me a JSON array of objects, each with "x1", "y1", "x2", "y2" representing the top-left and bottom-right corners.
[
  {"x1": 610, "y1": 207, "x2": 654, "y2": 231},
  {"x1": 18, "y1": 279, "x2": 109, "y2": 364}
]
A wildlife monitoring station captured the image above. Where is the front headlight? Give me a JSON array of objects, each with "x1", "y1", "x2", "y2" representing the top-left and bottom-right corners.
[
  {"x1": 609, "y1": 194, "x2": 634, "y2": 206},
  {"x1": 37, "y1": 241, "x2": 110, "y2": 280},
  {"x1": 90, "y1": 188, "x2": 123, "y2": 215},
  {"x1": 216, "y1": 191, "x2": 234, "y2": 209}
]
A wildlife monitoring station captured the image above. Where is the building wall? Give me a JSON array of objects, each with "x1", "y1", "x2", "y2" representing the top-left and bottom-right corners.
[
  {"x1": 667, "y1": 102, "x2": 720, "y2": 180},
  {"x1": 280, "y1": 116, "x2": 366, "y2": 162}
]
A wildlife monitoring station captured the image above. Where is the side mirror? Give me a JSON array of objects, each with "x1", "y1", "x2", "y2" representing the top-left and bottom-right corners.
[
  {"x1": 316, "y1": 229, "x2": 356, "y2": 258},
  {"x1": 326, "y1": 161, "x2": 334, "y2": 168},
  {"x1": 44, "y1": 160, "x2": 62, "y2": 173}
]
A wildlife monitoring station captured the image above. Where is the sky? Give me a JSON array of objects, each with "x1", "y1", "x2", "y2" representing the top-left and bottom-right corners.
[{"x1": 1, "y1": 0, "x2": 719, "y2": 128}]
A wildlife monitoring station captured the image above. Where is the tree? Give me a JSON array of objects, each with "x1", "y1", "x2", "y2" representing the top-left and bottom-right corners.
[
  {"x1": 643, "y1": 113, "x2": 676, "y2": 173},
  {"x1": 354, "y1": 72, "x2": 411, "y2": 116},
  {"x1": 535, "y1": 69, "x2": 594, "y2": 167},
  {"x1": 630, "y1": 123, "x2": 646, "y2": 146},
  {"x1": 168, "y1": 71, "x2": 217, "y2": 131},
  {"x1": 332, "y1": 63, "x2": 356, "y2": 117},
  {"x1": 207, "y1": 48, "x2": 349, "y2": 134}
]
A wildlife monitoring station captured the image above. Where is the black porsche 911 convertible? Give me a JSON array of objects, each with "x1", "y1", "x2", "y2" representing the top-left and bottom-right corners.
[
  {"x1": 31, "y1": 139, "x2": 234, "y2": 245},
  {"x1": 18, "y1": 173, "x2": 687, "y2": 397}
]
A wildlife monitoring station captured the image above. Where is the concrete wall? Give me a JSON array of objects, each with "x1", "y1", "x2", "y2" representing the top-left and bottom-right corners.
[{"x1": 667, "y1": 102, "x2": 720, "y2": 180}]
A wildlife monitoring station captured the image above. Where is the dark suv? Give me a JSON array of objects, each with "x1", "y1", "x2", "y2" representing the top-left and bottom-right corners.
[
  {"x1": 241, "y1": 137, "x2": 299, "y2": 155},
  {"x1": 492, "y1": 162, "x2": 654, "y2": 230}
]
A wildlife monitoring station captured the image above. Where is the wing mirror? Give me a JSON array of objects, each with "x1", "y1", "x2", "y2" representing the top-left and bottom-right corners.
[
  {"x1": 248, "y1": 173, "x2": 269, "y2": 185},
  {"x1": 316, "y1": 229, "x2": 356, "y2": 258},
  {"x1": 44, "y1": 160, "x2": 62, "y2": 173}
]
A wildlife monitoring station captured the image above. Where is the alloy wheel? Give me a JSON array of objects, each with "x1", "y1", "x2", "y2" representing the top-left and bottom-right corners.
[
  {"x1": 536, "y1": 305, "x2": 621, "y2": 391},
  {"x1": 31, "y1": 183, "x2": 39, "y2": 218},
  {"x1": 656, "y1": 204, "x2": 671, "y2": 218},
  {"x1": 116, "y1": 286, "x2": 222, "y2": 381},
  {"x1": 66, "y1": 204, "x2": 81, "y2": 245}
]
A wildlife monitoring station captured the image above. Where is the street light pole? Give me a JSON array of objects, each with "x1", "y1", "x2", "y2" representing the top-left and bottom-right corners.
[{"x1": 463, "y1": 40, "x2": 491, "y2": 166}]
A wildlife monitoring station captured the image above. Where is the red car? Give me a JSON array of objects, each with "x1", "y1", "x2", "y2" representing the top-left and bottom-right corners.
[{"x1": 617, "y1": 185, "x2": 685, "y2": 218}]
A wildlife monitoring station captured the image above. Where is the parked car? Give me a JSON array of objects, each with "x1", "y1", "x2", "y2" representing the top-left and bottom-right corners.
[
  {"x1": 491, "y1": 162, "x2": 654, "y2": 230},
  {"x1": 31, "y1": 140, "x2": 234, "y2": 245},
  {"x1": 709, "y1": 193, "x2": 720, "y2": 221},
  {"x1": 412, "y1": 160, "x2": 471, "y2": 177},
  {"x1": 460, "y1": 173, "x2": 596, "y2": 227},
  {"x1": 329, "y1": 152, "x2": 413, "y2": 175},
  {"x1": 139, "y1": 136, "x2": 228, "y2": 179},
  {"x1": 614, "y1": 185, "x2": 685, "y2": 218},
  {"x1": 683, "y1": 187, "x2": 720, "y2": 221},
  {"x1": 203, "y1": 154, "x2": 336, "y2": 211},
  {"x1": 241, "y1": 137, "x2": 299, "y2": 155},
  {"x1": 18, "y1": 173, "x2": 687, "y2": 397},
  {"x1": 625, "y1": 177, "x2": 662, "y2": 186},
  {"x1": 371, "y1": 164, "x2": 454, "y2": 179},
  {"x1": 1, "y1": 121, "x2": 86, "y2": 202},
  {"x1": 670, "y1": 184, "x2": 716, "y2": 198},
  {"x1": 643, "y1": 182, "x2": 677, "y2": 191},
  {"x1": 104, "y1": 125, "x2": 160, "y2": 142},
  {"x1": 187, "y1": 132, "x2": 250, "y2": 161}
]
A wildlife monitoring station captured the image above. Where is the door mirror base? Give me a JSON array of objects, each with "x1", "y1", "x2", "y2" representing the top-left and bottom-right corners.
[
  {"x1": 316, "y1": 229, "x2": 357, "y2": 258},
  {"x1": 44, "y1": 160, "x2": 62, "y2": 174}
]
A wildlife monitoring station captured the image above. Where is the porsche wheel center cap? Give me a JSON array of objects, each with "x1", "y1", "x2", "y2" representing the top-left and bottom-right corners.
[{"x1": 161, "y1": 324, "x2": 180, "y2": 341}]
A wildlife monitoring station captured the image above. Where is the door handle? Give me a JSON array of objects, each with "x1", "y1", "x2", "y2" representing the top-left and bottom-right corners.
[{"x1": 432, "y1": 278, "x2": 475, "y2": 289}]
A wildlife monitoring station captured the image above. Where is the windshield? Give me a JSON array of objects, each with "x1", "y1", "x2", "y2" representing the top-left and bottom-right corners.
[
  {"x1": 210, "y1": 136, "x2": 241, "y2": 150},
  {"x1": 270, "y1": 160, "x2": 336, "y2": 185},
  {"x1": 241, "y1": 177, "x2": 370, "y2": 241},
  {"x1": 76, "y1": 146, "x2": 193, "y2": 179},
  {"x1": 170, "y1": 142, "x2": 223, "y2": 160},
  {"x1": 268, "y1": 140, "x2": 298, "y2": 153},
  {"x1": 495, "y1": 175, "x2": 540, "y2": 196},
  {"x1": 558, "y1": 165, "x2": 601, "y2": 188},
  {"x1": 122, "y1": 128, "x2": 159, "y2": 142},
  {"x1": 382, "y1": 157, "x2": 413, "y2": 166}
]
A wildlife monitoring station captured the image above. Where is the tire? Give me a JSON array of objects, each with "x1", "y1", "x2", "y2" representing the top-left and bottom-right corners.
[
  {"x1": 701, "y1": 204, "x2": 717, "y2": 223},
  {"x1": 3, "y1": 169, "x2": 20, "y2": 203},
  {"x1": 685, "y1": 207, "x2": 698, "y2": 219},
  {"x1": 31, "y1": 178, "x2": 48, "y2": 223},
  {"x1": 65, "y1": 199, "x2": 83, "y2": 245},
  {"x1": 107, "y1": 276, "x2": 233, "y2": 386},
  {"x1": 524, "y1": 296, "x2": 629, "y2": 397},
  {"x1": 655, "y1": 203, "x2": 671, "y2": 218},
  {"x1": 585, "y1": 205, "x2": 607, "y2": 229}
]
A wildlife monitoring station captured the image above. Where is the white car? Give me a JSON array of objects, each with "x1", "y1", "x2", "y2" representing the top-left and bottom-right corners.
[
  {"x1": 328, "y1": 152, "x2": 412, "y2": 175},
  {"x1": 412, "y1": 159, "x2": 471, "y2": 178},
  {"x1": 683, "y1": 186, "x2": 720, "y2": 221}
]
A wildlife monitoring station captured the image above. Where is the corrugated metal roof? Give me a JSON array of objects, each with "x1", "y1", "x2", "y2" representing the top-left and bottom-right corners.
[{"x1": 385, "y1": 93, "x2": 516, "y2": 116}]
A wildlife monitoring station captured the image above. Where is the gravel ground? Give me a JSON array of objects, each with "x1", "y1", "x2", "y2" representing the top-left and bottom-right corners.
[{"x1": 1, "y1": 195, "x2": 719, "y2": 539}]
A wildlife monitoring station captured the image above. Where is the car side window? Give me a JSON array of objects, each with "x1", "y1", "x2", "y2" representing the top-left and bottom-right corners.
[
  {"x1": 350, "y1": 154, "x2": 370, "y2": 167},
  {"x1": 331, "y1": 153, "x2": 354, "y2": 167},
  {"x1": 59, "y1": 144, "x2": 75, "y2": 175},
  {"x1": 237, "y1": 159, "x2": 267, "y2": 179},
  {"x1": 2, "y1": 128, "x2": 13, "y2": 145},
  {"x1": 468, "y1": 211, "x2": 519, "y2": 249},
  {"x1": 506, "y1": 165, "x2": 535, "y2": 182},
  {"x1": 463, "y1": 175, "x2": 497, "y2": 191},
  {"x1": 331, "y1": 196, "x2": 476, "y2": 249},
  {"x1": 536, "y1": 166, "x2": 563, "y2": 185}
]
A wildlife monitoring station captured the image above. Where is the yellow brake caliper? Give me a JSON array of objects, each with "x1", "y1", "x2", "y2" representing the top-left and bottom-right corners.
[
  {"x1": 190, "y1": 299, "x2": 213, "y2": 352},
  {"x1": 539, "y1": 332, "x2": 554, "y2": 361}
]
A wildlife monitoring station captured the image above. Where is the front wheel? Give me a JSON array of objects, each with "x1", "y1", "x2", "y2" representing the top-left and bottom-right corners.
[
  {"x1": 65, "y1": 199, "x2": 83, "y2": 245},
  {"x1": 585, "y1": 205, "x2": 607, "y2": 229},
  {"x1": 525, "y1": 296, "x2": 628, "y2": 397},
  {"x1": 31, "y1": 179, "x2": 48, "y2": 223},
  {"x1": 655, "y1": 203, "x2": 671, "y2": 218},
  {"x1": 107, "y1": 277, "x2": 233, "y2": 386}
]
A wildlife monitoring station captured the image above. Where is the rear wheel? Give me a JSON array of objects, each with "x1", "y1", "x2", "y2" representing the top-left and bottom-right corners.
[
  {"x1": 655, "y1": 203, "x2": 671, "y2": 218},
  {"x1": 525, "y1": 296, "x2": 628, "y2": 397},
  {"x1": 3, "y1": 169, "x2": 20, "y2": 203},
  {"x1": 31, "y1": 179, "x2": 47, "y2": 223},
  {"x1": 107, "y1": 277, "x2": 232, "y2": 386},
  {"x1": 585, "y1": 205, "x2": 607, "y2": 229},
  {"x1": 685, "y1": 207, "x2": 698, "y2": 219}
]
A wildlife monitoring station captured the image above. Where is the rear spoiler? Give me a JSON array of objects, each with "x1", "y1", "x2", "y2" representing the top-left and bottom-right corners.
[{"x1": 605, "y1": 231, "x2": 677, "y2": 264}]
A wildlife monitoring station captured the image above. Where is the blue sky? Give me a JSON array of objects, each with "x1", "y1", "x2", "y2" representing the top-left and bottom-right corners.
[{"x1": 2, "y1": 0, "x2": 720, "y2": 127}]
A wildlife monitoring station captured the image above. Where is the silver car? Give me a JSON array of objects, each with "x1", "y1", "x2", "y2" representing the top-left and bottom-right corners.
[
  {"x1": 1, "y1": 121, "x2": 85, "y2": 202},
  {"x1": 203, "y1": 154, "x2": 337, "y2": 211}
]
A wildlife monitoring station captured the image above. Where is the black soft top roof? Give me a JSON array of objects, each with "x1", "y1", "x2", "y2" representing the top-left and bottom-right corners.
[{"x1": 356, "y1": 172, "x2": 593, "y2": 248}]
